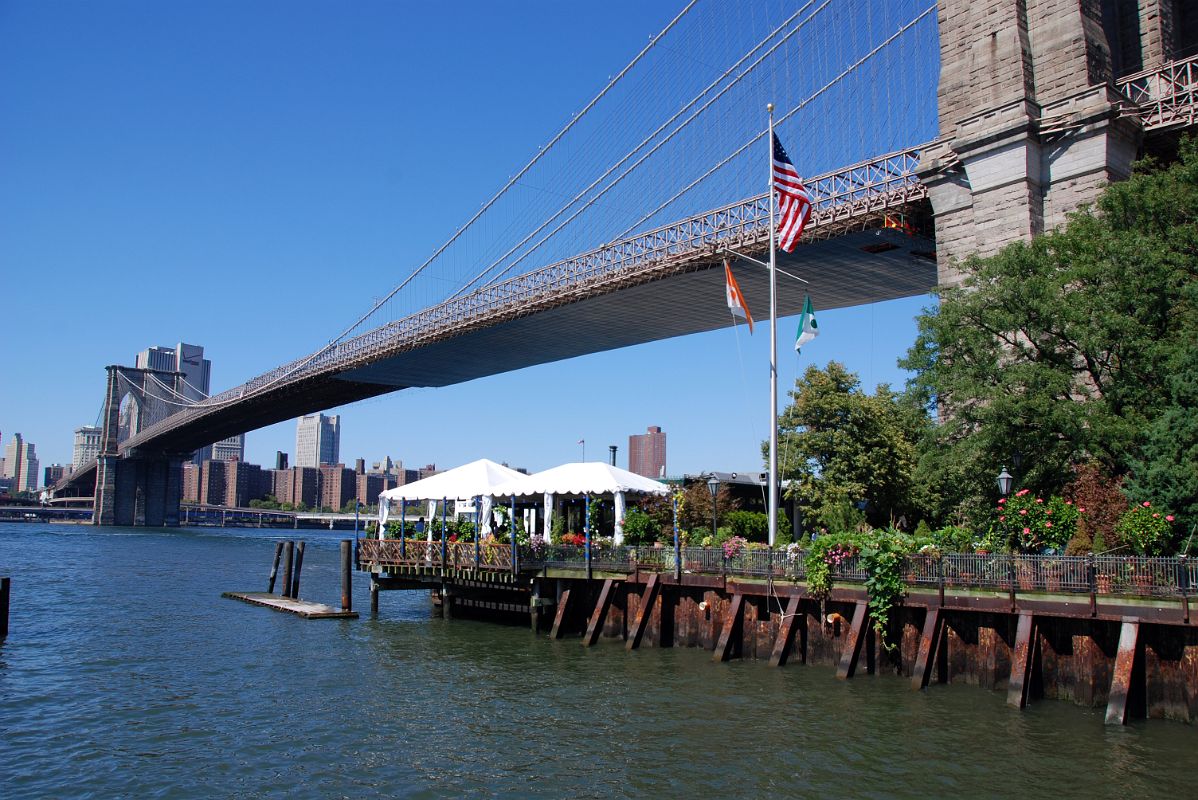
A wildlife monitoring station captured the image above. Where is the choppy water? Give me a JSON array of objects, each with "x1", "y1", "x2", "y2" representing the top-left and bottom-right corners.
[{"x1": 0, "y1": 523, "x2": 1194, "y2": 799}]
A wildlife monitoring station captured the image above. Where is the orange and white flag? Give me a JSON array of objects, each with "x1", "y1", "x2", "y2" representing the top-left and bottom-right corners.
[{"x1": 724, "y1": 259, "x2": 753, "y2": 334}]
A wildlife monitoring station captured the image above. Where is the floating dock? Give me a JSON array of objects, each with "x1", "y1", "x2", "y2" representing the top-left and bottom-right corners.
[{"x1": 222, "y1": 591, "x2": 358, "y2": 619}]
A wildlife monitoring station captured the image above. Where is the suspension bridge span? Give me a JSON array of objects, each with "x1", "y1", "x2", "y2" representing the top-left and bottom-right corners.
[{"x1": 56, "y1": 1, "x2": 1198, "y2": 526}]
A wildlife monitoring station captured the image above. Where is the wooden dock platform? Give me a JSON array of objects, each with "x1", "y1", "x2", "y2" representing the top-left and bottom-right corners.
[{"x1": 222, "y1": 591, "x2": 359, "y2": 619}]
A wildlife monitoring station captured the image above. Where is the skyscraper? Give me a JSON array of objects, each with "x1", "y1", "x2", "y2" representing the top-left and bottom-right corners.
[
  {"x1": 2, "y1": 433, "x2": 40, "y2": 493},
  {"x1": 73, "y1": 425, "x2": 102, "y2": 469},
  {"x1": 295, "y1": 414, "x2": 340, "y2": 468},
  {"x1": 628, "y1": 426, "x2": 667, "y2": 480},
  {"x1": 134, "y1": 342, "x2": 244, "y2": 464}
]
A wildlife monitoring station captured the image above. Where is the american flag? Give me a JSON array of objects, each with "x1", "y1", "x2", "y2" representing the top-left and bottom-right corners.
[{"x1": 772, "y1": 133, "x2": 811, "y2": 253}]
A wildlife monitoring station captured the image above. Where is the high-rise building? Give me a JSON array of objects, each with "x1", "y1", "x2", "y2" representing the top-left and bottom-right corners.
[
  {"x1": 73, "y1": 426, "x2": 103, "y2": 469},
  {"x1": 2, "y1": 433, "x2": 40, "y2": 493},
  {"x1": 319, "y1": 464, "x2": 356, "y2": 511},
  {"x1": 275, "y1": 451, "x2": 289, "y2": 471},
  {"x1": 628, "y1": 426, "x2": 667, "y2": 480},
  {"x1": 44, "y1": 464, "x2": 71, "y2": 487},
  {"x1": 211, "y1": 436, "x2": 245, "y2": 462},
  {"x1": 135, "y1": 342, "x2": 244, "y2": 464},
  {"x1": 295, "y1": 414, "x2": 340, "y2": 468}
]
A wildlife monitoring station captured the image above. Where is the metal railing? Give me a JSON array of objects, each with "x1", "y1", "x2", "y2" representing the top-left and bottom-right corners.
[
  {"x1": 358, "y1": 540, "x2": 1194, "y2": 601},
  {"x1": 106, "y1": 144, "x2": 928, "y2": 460},
  {"x1": 1117, "y1": 53, "x2": 1198, "y2": 131}
]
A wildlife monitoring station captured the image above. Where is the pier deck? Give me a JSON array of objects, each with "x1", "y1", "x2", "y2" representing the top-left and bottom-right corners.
[{"x1": 222, "y1": 591, "x2": 359, "y2": 619}]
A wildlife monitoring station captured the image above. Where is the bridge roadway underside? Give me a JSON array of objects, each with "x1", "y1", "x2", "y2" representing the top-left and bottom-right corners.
[
  {"x1": 339, "y1": 228, "x2": 936, "y2": 389},
  {"x1": 67, "y1": 227, "x2": 934, "y2": 502}
]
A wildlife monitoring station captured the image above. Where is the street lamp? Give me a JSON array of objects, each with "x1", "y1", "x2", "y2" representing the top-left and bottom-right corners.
[
  {"x1": 997, "y1": 466, "x2": 1014, "y2": 497},
  {"x1": 706, "y1": 474, "x2": 720, "y2": 542}
]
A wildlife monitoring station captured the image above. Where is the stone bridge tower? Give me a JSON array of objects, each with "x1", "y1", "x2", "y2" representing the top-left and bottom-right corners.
[
  {"x1": 94, "y1": 365, "x2": 188, "y2": 527},
  {"x1": 920, "y1": 0, "x2": 1192, "y2": 285}
]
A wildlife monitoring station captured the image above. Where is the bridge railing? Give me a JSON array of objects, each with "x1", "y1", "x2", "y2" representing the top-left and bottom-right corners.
[
  {"x1": 359, "y1": 542, "x2": 1194, "y2": 601},
  {"x1": 114, "y1": 143, "x2": 929, "y2": 457},
  {"x1": 1117, "y1": 53, "x2": 1198, "y2": 131}
]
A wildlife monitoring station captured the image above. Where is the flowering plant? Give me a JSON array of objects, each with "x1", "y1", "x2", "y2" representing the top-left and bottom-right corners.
[
  {"x1": 785, "y1": 542, "x2": 803, "y2": 562},
  {"x1": 560, "y1": 532, "x2": 587, "y2": 547},
  {"x1": 722, "y1": 536, "x2": 748, "y2": 559},
  {"x1": 993, "y1": 490, "x2": 1077, "y2": 552},
  {"x1": 528, "y1": 533, "x2": 547, "y2": 558},
  {"x1": 1115, "y1": 502, "x2": 1175, "y2": 555}
]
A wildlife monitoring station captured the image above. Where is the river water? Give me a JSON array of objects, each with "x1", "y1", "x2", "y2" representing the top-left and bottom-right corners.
[{"x1": 0, "y1": 523, "x2": 1193, "y2": 798}]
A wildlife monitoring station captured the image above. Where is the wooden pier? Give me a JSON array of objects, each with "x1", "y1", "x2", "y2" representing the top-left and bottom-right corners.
[
  {"x1": 357, "y1": 538, "x2": 1198, "y2": 726},
  {"x1": 222, "y1": 591, "x2": 358, "y2": 619},
  {"x1": 224, "y1": 539, "x2": 358, "y2": 620}
]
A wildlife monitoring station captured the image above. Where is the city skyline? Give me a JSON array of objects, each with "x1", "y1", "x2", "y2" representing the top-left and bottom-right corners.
[{"x1": 0, "y1": 2, "x2": 935, "y2": 481}]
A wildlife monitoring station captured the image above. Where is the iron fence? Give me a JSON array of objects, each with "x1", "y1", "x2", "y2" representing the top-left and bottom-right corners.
[{"x1": 356, "y1": 540, "x2": 1194, "y2": 601}]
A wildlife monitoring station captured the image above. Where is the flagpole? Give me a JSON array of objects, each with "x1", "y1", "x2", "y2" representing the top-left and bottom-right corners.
[{"x1": 767, "y1": 104, "x2": 778, "y2": 548}]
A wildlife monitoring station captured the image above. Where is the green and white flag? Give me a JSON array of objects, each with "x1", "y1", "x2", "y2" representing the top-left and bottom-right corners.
[{"x1": 795, "y1": 295, "x2": 818, "y2": 353}]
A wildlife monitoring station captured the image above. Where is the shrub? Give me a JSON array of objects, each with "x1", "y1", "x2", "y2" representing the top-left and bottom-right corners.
[
  {"x1": 1116, "y1": 502, "x2": 1176, "y2": 555},
  {"x1": 725, "y1": 510, "x2": 770, "y2": 542},
  {"x1": 621, "y1": 508, "x2": 657, "y2": 545}
]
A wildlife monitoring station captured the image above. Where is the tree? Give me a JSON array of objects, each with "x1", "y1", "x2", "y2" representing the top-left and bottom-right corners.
[
  {"x1": 773, "y1": 361, "x2": 920, "y2": 531},
  {"x1": 902, "y1": 140, "x2": 1198, "y2": 523}
]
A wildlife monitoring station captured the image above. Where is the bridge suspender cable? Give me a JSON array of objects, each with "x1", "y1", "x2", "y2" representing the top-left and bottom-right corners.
[
  {"x1": 444, "y1": 0, "x2": 827, "y2": 301},
  {"x1": 612, "y1": 4, "x2": 937, "y2": 244},
  {"x1": 326, "y1": 0, "x2": 701, "y2": 347},
  {"x1": 172, "y1": 2, "x2": 701, "y2": 413}
]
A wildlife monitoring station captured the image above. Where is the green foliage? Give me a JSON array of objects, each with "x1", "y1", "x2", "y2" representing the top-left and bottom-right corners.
[
  {"x1": 994, "y1": 490, "x2": 1075, "y2": 552},
  {"x1": 1125, "y1": 318, "x2": 1198, "y2": 525},
  {"x1": 857, "y1": 530, "x2": 908, "y2": 650},
  {"x1": 902, "y1": 140, "x2": 1198, "y2": 524},
  {"x1": 774, "y1": 362, "x2": 921, "y2": 531},
  {"x1": 621, "y1": 508, "x2": 657, "y2": 545},
  {"x1": 550, "y1": 513, "x2": 567, "y2": 542},
  {"x1": 803, "y1": 532, "x2": 859, "y2": 600},
  {"x1": 1116, "y1": 502, "x2": 1176, "y2": 555},
  {"x1": 930, "y1": 525, "x2": 973, "y2": 553},
  {"x1": 725, "y1": 510, "x2": 769, "y2": 542}
]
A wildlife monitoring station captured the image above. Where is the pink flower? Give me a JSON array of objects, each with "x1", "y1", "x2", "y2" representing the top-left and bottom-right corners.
[
  {"x1": 998, "y1": 498, "x2": 1006, "y2": 505},
  {"x1": 1046, "y1": 509, "x2": 1052, "y2": 515},
  {"x1": 1153, "y1": 513, "x2": 1160, "y2": 519},
  {"x1": 1143, "y1": 501, "x2": 1151, "y2": 507},
  {"x1": 1019, "y1": 509, "x2": 1027, "y2": 516},
  {"x1": 1046, "y1": 521, "x2": 1052, "y2": 528},
  {"x1": 1017, "y1": 489, "x2": 1030, "y2": 497},
  {"x1": 1023, "y1": 527, "x2": 1031, "y2": 535},
  {"x1": 1065, "y1": 500, "x2": 1072, "y2": 506},
  {"x1": 1036, "y1": 498, "x2": 1043, "y2": 504},
  {"x1": 1166, "y1": 515, "x2": 1175, "y2": 522},
  {"x1": 999, "y1": 516, "x2": 1006, "y2": 522},
  {"x1": 1079, "y1": 507, "x2": 1086, "y2": 513}
]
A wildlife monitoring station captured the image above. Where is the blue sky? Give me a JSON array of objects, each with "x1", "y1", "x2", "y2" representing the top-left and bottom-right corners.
[{"x1": 0, "y1": 1, "x2": 937, "y2": 477}]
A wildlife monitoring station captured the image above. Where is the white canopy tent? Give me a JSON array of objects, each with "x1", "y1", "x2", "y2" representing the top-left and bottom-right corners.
[
  {"x1": 488, "y1": 462, "x2": 670, "y2": 545},
  {"x1": 377, "y1": 459, "x2": 526, "y2": 540}
]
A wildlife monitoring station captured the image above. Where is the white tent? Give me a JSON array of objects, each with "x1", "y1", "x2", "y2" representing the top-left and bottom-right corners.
[
  {"x1": 377, "y1": 458, "x2": 525, "y2": 540},
  {"x1": 489, "y1": 462, "x2": 670, "y2": 545}
]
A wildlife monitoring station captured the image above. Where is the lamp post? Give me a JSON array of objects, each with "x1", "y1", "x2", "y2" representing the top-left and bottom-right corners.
[
  {"x1": 997, "y1": 466, "x2": 1014, "y2": 497},
  {"x1": 706, "y1": 474, "x2": 719, "y2": 543}
]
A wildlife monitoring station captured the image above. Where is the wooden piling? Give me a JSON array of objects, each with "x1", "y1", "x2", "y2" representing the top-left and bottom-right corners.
[
  {"x1": 836, "y1": 601, "x2": 870, "y2": 679},
  {"x1": 1, "y1": 576, "x2": 9, "y2": 640},
  {"x1": 550, "y1": 587, "x2": 572, "y2": 639},
  {"x1": 1007, "y1": 613, "x2": 1040, "y2": 708},
  {"x1": 291, "y1": 542, "x2": 306, "y2": 599},
  {"x1": 267, "y1": 542, "x2": 284, "y2": 593},
  {"x1": 911, "y1": 606, "x2": 945, "y2": 690},
  {"x1": 340, "y1": 540, "x2": 353, "y2": 612},
  {"x1": 769, "y1": 595, "x2": 804, "y2": 667},
  {"x1": 626, "y1": 573, "x2": 661, "y2": 651},
  {"x1": 1106, "y1": 618, "x2": 1142, "y2": 725},
  {"x1": 713, "y1": 593, "x2": 745, "y2": 662},
  {"x1": 583, "y1": 579, "x2": 617, "y2": 646},
  {"x1": 280, "y1": 541, "x2": 294, "y2": 598},
  {"x1": 370, "y1": 579, "x2": 379, "y2": 616}
]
